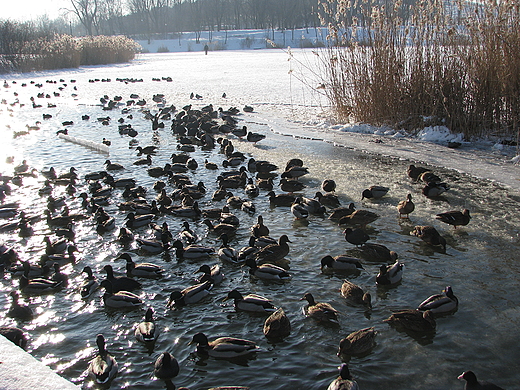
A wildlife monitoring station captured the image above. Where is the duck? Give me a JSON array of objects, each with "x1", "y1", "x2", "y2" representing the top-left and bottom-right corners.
[
  {"x1": 291, "y1": 197, "x2": 309, "y2": 219},
  {"x1": 51, "y1": 263, "x2": 68, "y2": 287},
  {"x1": 328, "y1": 203, "x2": 356, "y2": 221},
  {"x1": 41, "y1": 245, "x2": 78, "y2": 267},
  {"x1": 397, "y1": 193, "x2": 415, "y2": 218},
  {"x1": 134, "y1": 155, "x2": 153, "y2": 166},
  {"x1": 102, "y1": 264, "x2": 141, "y2": 292},
  {"x1": 136, "y1": 237, "x2": 168, "y2": 254},
  {"x1": 245, "y1": 258, "x2": 291, "y2": 280},
  {"x1": 327, "y1": 364, "x2": 359, "y2": 390},
  {"x1": 204, "y1": 159, "x2": 219, "y2": 170},
  {"x1": 339, "y1": 209, "x2": 379, "y2": 228},
  {"x1": 420, "y1": 171, "x2": 442, "y2": 184},
  {"x1": 167, "y1": 280, "x2": 212, "y2": 307},
  {"x1": 125, "y1": 212, "x2": 155, "y2": 229},
  {"x1": 136, "y1": 145, "x2": 157, "y2": 155},
  {"x1": 100, "y1": 279, "x2": 142, "y2": 308},
  {"x1": 340, "y1": 280, "x2": 372, "y2": 307},
  {"x1": 361, "y1": 185, "x2": 389, "y2": 200},
  {"x1": 171, "y1": 240, "x2": 214, "y2": 259},
  {"x1": 154, "y1": 352, "x2": 179, "y2": 382},
  {"x1": 245, "y1": 178, "x2": 259, "y2": 197},
  {"x1": 384, "y1": 309, "x2": 436, "y2": 332},
  {"x1": 189, "y1": 332, "x2": 259, "y2": 358},
  {"x1": 281, "y1": 166, "x2": 309, "y2": 179},
  {"x1": 457, "y1": 371, "x2": 505, "y2": 390},
  {"x1": 238, "y1": 236, "x2": 259, "y2": 261},
  {"x1": 315, "y1": 191, "x2": 341, "y2": 208},
  {"x1": 320, "y1": 255, "x2": 364, "y2": 272},
  {"x1": 337, "y1": 327, "x2": 377, "y2": 357},
  {"x1": 246, "y1": 131, "x2": 265, "y2": 143},
  {"x1": 358, "y1": 243, "x2": 398, "y2": 262},
  {"x1": 217, "y1": 234, "x2": 238, "y2": 263},
  {"x1": 436, "y1": 209, "x2": 471, "y2": 228},
  {"x1": 224, "y1": 289, "x2": 277, "y2": 313},
  {"x1": 344, "y1": 228, "x2": 369, "y2": 247},
  {"x1": 196, "y1": 264, "x2": 224, "y2": 285},
  {"x1": 322, "y1": 179, "x2": 337, "y2": 193},
  {"x1": 203, "y1": 218, "x2": 237, "y2": 238},
  {"x1": 104, "y1": 160, "x2": 124, "y2": 170},
  {"x1": 422, "y1": 181, "x2": 450, "y2": 197},
  {"x1": 135, "y1": 307, "x2": 158, "y2": 343},
  {"x1": 417, "y1": 286, "x2": 458, "y2": 315},
  {"x1": 267, "y1": 191, "x2": 296, "y2": 207},
  {"x1": 80, "y1": 266, "x2": 99, "y2": 299},
  {"x1": 280, "y1": 178, "x2": 306, "y2": 192},
  {"x1": 117, "y1": 227, "x2": 134, "y2": 244},
  {"x1": 179, "y1": 221, "x2": 198, "y2": 244},
  {"x1": 301, "y1": 292, "x2": 339, "y2": 324},
  {"x1": 251, "y1": 215, "x2": 269, "y2": 237},
  {"x1": 7, "y1": 291, "x2": 33, "y2": 321},
  {"x1": 254, "y1": 234, "x2": 291, "y2": 264},
  {"x1": 171, "y1": 201, "x2": 202, "y2": 219},
  {"x1": 301, "y1": 195, "x2": 326, "y2": 214},
  {"x1": 411, "y1": 225, "x2": 447, "y2": 251},
  {"x1": 19, "y1": 262, "x2": 63, "y2": 295},
  {"x1": 376, "y1": 260, "x2": 404, "y2": 285},
  {"x1": 407, "y1": 164, "x2": 431, "y2": 181},
  {"x1": 119, "y1": 253, "x2": 164, "y2": 278},
  {"x1": 263, "y1": 308, "x2": 291, "y2": 339},
  {"x1": 44, "y1": 235, "x2": 69, "y2": 255},
  {"x1": 88, "y1": 334, "x2": 119, "y2": 385}
]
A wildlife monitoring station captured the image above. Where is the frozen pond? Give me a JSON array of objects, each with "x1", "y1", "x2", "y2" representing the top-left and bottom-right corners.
[{"x1": 1, "y1": 50, "x2": 519, "y2": 390}]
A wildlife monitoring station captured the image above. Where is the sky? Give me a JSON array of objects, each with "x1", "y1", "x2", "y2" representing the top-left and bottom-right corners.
[{"x1": 2, "y1": 0, "x2": 71, "y2": 21}]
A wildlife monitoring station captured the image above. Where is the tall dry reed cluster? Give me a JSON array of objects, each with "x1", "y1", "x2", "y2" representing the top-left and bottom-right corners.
[
  {"x1": 319, "y1": 0, "x2": 520, "y2": 140},
  {"x1": 2, "y1": 35, "x2": 140, "y2": 73}
]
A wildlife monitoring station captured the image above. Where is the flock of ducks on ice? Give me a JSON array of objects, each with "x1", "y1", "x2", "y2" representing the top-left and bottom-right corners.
[{"x1": 0, "y1": 77, "x2": 503, "y2": 390}]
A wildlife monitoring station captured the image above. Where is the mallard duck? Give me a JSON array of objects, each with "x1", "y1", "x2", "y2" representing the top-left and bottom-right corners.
[
  {"x1": 376, "y1": 260, "x2": 404, "y2": 285},
  {"x1": 88, "y1": 334, "x2": 118, "y2": 384},
  {"x1": 205, "y1": 159, "x2": 219, "y2": 170},
  {"x1": 359, "y1": 243, "x2": 398, "y2": 262},
  {"x1": 125, "y1": 212, "x2": 155, "y2": 229},
  {"x1": 411, "y1": 225, "x2": 447, "y2": 251},
  {"x1": 238, "y1": 236, "x2": 259, "y2": 261},
  {"x1": 154, "y1": 352, "x2": 179, "y2": 382},
  {"x1": 301, "y1": 292, "x2": 339, "y2": 324},
  {"x1": 457, "y1": 371, "x2": 505, "y2": 390},
  {"x1": 328, "y1": 364, "x2": 359, "y2": 390},
  {"x1": 245, "y1": 258, "x2": 291, "y2": 280},
  {"x1": 100, "y1": 280, "x2": 142, "y2": 308},
  {"x1": 135, "y1": 307, "x2": 158, "y2": 343},
  {"x1": 267, "y1": 191, "x2": 297, "y2": 208},
  {"x1": 361, "y1": 185, "x2": 389, "y2": 200},
  {"x1": 340, "y1": 280, "x2": 372, "y2": 307},
  {"x1": 246, "y1": 131, "x2": 265, "y2": 143},
  {"x1": 51, "y1": 262, "x2": 68, "y2": 286},
  {"x1": 190, "y1": 332, "x2": 259, "y2": 358},
  {"x1": 320, "y1": 255, "x2": 363, "y2": 272},
  {"x1": 281, "y1": 166, "x2": 309, "y2": 179},
  {"x1": 254, "y1": 234, "x2": 291, "y2": 264},
  {"x1": 44, "y1": 235, "x2": 69, "y2": 255},
  {"x1": 315, "y1": 191, "x2": 340, "y2": 208},
  {"x1": 322, "y1": 179, "x2": 337, "y2": 193},
  {"x1": 337, "y1": 327, "x2": 377, "y2": 357},
  {"x1": 134, "y1": 155, "x2": 152, "y2": 166},
  {"x1": 224, "y1": 289, "x2": 277, "y2": 313},
  {"x1": 218, "y1": 234, "x2": 238, "y2": 263},
  {"x1": 328, "y1": 203, "x2": 356, "y2": 221},
  {"x1": 397, "y1": 193, "x2": 415, "y2": 218},
  {"x1": 263, "y1": 308, "x2": 291, "y2": 339},
  {"x1": 119, "y1": 253, "x2": 164, "y2": 278},
  {"x1": 301, "y1": 195, "x2": 326, "y2": 214},
  {"x1": 41, "y1": 245, "x2": 78, "y2": 267},
  {"x1": 203, "y1": 218, "x2": 237, "y2": 238},
  {"x1": 291, "y1": 197, "x2": 309, "y2": 219},
  {"x1": 418, "y1": 286, "x2": 458, "y2": 315},
  {"x1": 419, "y1": 171, "x2": 441, "y2": 184},
  {"x1": 104, "y1": 160, "x2": 124, "y2": 170},
  {"x1": 251, "y1": 215, "x2": 269, "y2": 237},
  {"x1": 196, "y1": 264, "x2": 224, "y2": 285},
  {"x1": 339, "y1": 209, "x2": 379, "y2": 228},
  {"x1": 135, "y1": 238, "x2": 167, "y2": 254},
  {"x1": 179, "y1": 221, "x2": 198, "y2": 244},
  {"x1": 7, "y1": 291, "x2": 33, "y2": 320},
  {"x1": 384, "y1": 309, "x2": 436, "y2": 332},
  {"x1": 344, "y1": 228, "x2": 369, "y2": 247},
  {"x1": 117, "y1": 227, "x2": 134, "y2": 244},
  {"x1": 407, "y1": 164, "x2": 430, "y2": 181},
  {"x1": 171, "y1": 240, "x2": 214, "y2": 259},
  {"x1": 0, "y1": 326, "x2": 28, "y2": 349},
  {"x1": 422, "y1": 181, "x2": 449, "y2": 197},
  {"x1": 102, "y1": 264, "x2": 141, "y2": 292},
  {"x1": 257, "y1": 177, "x2": 274, "y2": 191},
  {"x1": 167, "y1": 280, "x2": 212, "y2": 307},
  {"x1": 245, "y1": 178, "x2": 259, "y2": 197},
  {"x1": 80, "y1": 266, "x2": 99, "y2": 299},
  {"x1": 136, "y1": 145, "x2": 157, "y2": 155},
  {"x1": 280, "y1": 178, "x2": 306, "y2": 192},
  {"x1": 19, "y1": 262, "x2": 63, "y2": 295},
  {"x1": 171, "y1": 202, "x2": 202, "y2": 219},
  {"x1": 436, "y1": 209, "x2": 471, "y2": 228}
]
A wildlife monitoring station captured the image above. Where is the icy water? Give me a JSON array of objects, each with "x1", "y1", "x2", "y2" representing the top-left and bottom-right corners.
[{"x1": 1, "y1": 51, "x2": 520, "y2": 390}]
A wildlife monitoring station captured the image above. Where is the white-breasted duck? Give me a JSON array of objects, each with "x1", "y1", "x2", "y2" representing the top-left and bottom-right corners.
[
  {"x1": 245, "y1": 258, "x2": 291, "y2": 281},
  {"x1": 100, "y1": 279, "x2": 142, "y2": 308},
  {"x1": 135, "y1": 307, "x2": 158, "y2": 343},
  {"x1": 190, "y1": 332, "x2": 259, "y2": 358},
  {"x1": 196, "y1": 264, "x2": 224, "y2": 285},
  {"x1": 88, "y1": 334, "x2": 118, "y2": 385},
  {"x1": 417, "y1": 286, "x2": 458, "y2": 315},
  {"x1": 119, "y1": 253, "x2": 164, "y2": 277},
  {"x1": 224, "y1": 289, "x2": 277, "y2": 313},
  {"x1": 328, "y1": 364, "x2": 359, "y2": 390},
  {"x1": 80, "y1": 266, "x2": 99, "y2": 299},
  {"x1": 102, "y1": 264, "x2": 141, "y2": 292},
  {"x1": 361, "y1": 185, "x2": 389, "y2": 200},
  {"x1": 436, "y1": 209, "x2": 471, "y2": 228},
  {"x1": 376, "y1": 260, "x2": 404, "y2": 285},
  {"x1": 167, "y1": 280, "x2": 212, "y2": 307},
  {"x1": 171, "y1": 240, "x2": 214, "y2": 259},
  {"x1": 320, "y1": 255, "x2": 364, "y2": 273}
]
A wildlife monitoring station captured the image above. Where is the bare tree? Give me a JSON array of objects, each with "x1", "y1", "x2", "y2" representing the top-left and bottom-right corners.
[{"x1": 69, "y1": 0, "x2": 100, "y2": 35}]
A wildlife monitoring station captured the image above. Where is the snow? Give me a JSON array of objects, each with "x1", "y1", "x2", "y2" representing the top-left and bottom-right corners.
[{"x1": 0, "y1": 335, "x2": 79, "y2": 390}]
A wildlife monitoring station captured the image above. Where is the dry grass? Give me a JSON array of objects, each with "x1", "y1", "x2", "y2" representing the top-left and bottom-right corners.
[{"x1": 319, "y1": 0, "x2": 520, "y2": 141}]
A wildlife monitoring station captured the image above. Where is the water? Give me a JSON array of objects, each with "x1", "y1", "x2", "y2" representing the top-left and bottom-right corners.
[{"x1": 1, "y1": 51, "x2": 519, "y2": 390}]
